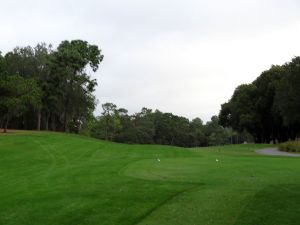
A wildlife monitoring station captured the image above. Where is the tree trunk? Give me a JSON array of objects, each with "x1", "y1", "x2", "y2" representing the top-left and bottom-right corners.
[
  {"x1": 171, "y1": 136, "x2": 175, "y2": 145},
  {"x1": 105, "y1": 119, "x2": 108, "y2": 140},
  {"x1": 37, "y1": 109, "x2": 41, "y2": 131},
  {"x1": 51, "y1": 114, "x2": 56, "y2": 131},
  {"x1": 63, "y1": 112, "x2": 68, "y2": 132},
  {"x1": 45, "y1": 113, "x2": 49, "y2": 131},
  {"x1": 4, "y1": 117, "x2": 9, "y2": 133}
]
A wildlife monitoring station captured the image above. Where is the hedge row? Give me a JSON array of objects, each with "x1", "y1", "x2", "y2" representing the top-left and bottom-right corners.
[{"x1": 279, "y1": 141, "x2": 300, "y2": 153}]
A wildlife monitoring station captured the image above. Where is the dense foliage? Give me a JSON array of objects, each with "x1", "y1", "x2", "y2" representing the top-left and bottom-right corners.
[
  {"x1": 279, "y1": 141, "x2": 300, "y2": 153},
  {"x1": 219, "y1": 57, "x2": 300, "y2": 143},
  {"x1": 0, "y1": 40, "x2": 251, "y2": 146},
  {"x1": 0, "y1": 40, "x2": 103, "y2": 132},
  {"x1": 89, "y1": 103, "x2": 251, "y2": 147},
  {"x1": 3, "y1": 41, "x2": 298, "y2": 146}
]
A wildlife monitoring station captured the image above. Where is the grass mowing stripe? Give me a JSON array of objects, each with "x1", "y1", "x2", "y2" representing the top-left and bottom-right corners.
[
  {"x1": 0, "y1": 131, "x2": 299, "y2": 225},
  {"x1": 132, "y1": 184, "x2": 201, "y2": 225}
]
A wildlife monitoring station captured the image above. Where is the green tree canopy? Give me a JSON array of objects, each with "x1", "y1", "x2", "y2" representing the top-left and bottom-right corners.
[{"x1": 0, "y1": 74, "x2": 41, "y2": 132}]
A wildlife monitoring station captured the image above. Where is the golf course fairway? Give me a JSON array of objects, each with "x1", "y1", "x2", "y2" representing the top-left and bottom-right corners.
[{"x1": 0, "y1": 131, "x2": 299, "y2": 225}]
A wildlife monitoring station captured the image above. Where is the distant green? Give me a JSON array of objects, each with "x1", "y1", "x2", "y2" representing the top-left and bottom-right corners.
[{"x1": 0, "y1": 132, "x2": 299, "y2": 225}]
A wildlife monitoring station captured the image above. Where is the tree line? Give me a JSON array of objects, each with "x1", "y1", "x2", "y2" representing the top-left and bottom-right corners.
[
  {"x1": 219, "y1": 56, "x2": 300, "y2": 143},
  {"x1": 87, "y1": 103, "x2": 251, "y2": 147},
  {"x1": 0, "y1": 40, "x2": 253, "y2": 147},
  {"x1": 4, "y1": 39, "x2": 295, "y2": 146},
  {"x1": 0, "y1": 40, "x2": 103, "y2": 133}
]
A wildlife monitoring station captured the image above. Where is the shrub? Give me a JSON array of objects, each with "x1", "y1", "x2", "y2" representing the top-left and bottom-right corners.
[{"x1": 279, "y1": 141, "x2": 300, "y2": 153}]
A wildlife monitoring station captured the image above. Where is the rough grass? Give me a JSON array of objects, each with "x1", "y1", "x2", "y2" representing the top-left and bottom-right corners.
[
  {"x1": 0, "y1": 131, "x2": 299, "y2": 225},
  {"x1": 279, "y1": 141, "x2": 300, "y2": 153}
]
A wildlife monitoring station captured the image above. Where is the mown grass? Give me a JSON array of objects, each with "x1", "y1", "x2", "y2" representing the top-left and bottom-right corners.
[
  {"x1": 0, "y1": 131, "x2": 299, "y2": 225},
  {"x1": 279, "y1": 141, "x2": 300, "y2": 153}
]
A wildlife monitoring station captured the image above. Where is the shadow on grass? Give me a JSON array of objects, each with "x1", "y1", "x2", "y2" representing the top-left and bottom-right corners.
[
  {"x1": 132, "y1": 184, "x2": 203, "y2": 225},
  {"x1": 235, "y1": 184, "x2": 300, "y2": 225}
]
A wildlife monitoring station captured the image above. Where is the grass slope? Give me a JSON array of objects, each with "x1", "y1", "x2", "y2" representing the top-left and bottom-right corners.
[{"x1": 0, "y1": 131, "x2": 299, "y2": 225}]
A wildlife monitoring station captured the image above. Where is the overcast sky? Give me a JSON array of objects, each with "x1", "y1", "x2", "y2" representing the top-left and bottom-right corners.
[{"x1": 1, "y1": 0, "x2": 300, "y2": 121}]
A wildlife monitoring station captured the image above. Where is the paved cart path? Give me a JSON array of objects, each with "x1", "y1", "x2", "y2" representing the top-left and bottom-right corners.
[{"x1": 256, "y1": 148, "x2": 300, "y2": 157}]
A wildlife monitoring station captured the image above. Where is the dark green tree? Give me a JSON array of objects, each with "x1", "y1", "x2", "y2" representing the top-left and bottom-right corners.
[
  {"x1": 275, "y1": 57, "x2": 300, "y2": 125},
  {"x1": 220, "y1": 59, "x2": 300, "y2": 143},
  {"x1": 205, "y1": 116, "x2": 229, "y2": 146},
  {"x1": 189, "y1": 118, "x2": 207, "y2": 146},
  {"x1": 0, "y1": 74, "x2": 41, "y2": 133},
  {"x1": 49, "y1": 40, "x2": 103, "y2": 131}
]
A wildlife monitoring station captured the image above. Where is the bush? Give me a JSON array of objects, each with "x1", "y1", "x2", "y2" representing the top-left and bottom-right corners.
[{"x1": 279, "y1": 141, "x2": 300, "y2": 153}]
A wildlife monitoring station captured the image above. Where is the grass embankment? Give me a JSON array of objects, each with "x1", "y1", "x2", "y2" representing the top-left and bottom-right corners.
[
  {"x1": 0, "y1": 131, "x2": 299, "y2": 225},
  {"x1": 279, "y1": 141, "x2": 300, "y2": 153}
]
